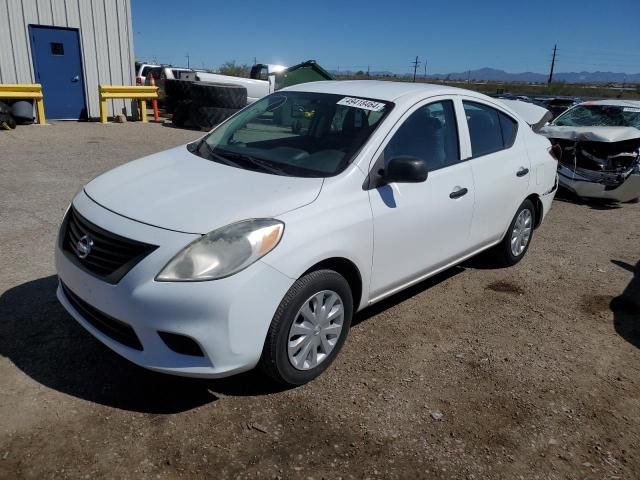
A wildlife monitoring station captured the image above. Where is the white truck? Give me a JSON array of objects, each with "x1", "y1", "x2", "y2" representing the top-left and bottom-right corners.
[{"x1": 179, "y1": 60, "x2": 333, "y2": 104}]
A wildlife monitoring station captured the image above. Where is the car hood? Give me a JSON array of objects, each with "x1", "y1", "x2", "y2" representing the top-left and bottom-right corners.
[
  {"x1": 84, "y1": 145, "x2": 324, "y2": 234},
  {"x1": 539, "y1": 125, "x2": 640, "y2": 143}
]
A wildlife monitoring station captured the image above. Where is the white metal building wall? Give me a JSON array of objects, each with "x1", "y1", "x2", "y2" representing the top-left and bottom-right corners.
[{"x1": 0, "y1": 0, "x2": 135, "y2": 118}]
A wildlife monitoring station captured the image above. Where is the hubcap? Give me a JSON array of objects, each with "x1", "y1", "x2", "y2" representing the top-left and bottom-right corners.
[
  {"x1": 287, "y1": 290, "x2": 344, "y2": 371},
  {"x1": 510, "y1": 208, "x2": 532, "y2": 257}
]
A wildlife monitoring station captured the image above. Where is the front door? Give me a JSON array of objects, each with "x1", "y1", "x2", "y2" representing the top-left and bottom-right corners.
[
  {"x1": 29, "y1": 26, "x2": 87, "y2": 119},
  {"x1": 368, "y1": 98, "x2": 475, "y2": 300}
]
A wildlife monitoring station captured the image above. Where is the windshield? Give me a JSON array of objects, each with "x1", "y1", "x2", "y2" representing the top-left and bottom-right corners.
[
  {"x1": 554, "y1": 104, "x2": 640, "y2": 128},
  {"x1": 194, "y1": 92, "x2": 393, "y2": 177}
]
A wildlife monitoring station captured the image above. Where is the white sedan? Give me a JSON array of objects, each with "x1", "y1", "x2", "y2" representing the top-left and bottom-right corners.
[{"x1": 55, "y1": 81, "x2": 558, "y2": 385}]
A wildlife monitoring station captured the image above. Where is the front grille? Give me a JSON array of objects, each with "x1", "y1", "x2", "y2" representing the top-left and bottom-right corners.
[
  {"x1": 62, "y1": 207, "x2": 157, "y2": 284},
  {"x1": 61, "y1": 282, "x2": 143, "y2": 351}
]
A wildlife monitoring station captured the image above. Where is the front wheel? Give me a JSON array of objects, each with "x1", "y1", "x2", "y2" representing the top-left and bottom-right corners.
[
  {"x1": 491, "y1": 199, "x2": 536, "y2": 267},
  {"x1": 259, "y1": 270, "x2": 353, "y2": 386}
]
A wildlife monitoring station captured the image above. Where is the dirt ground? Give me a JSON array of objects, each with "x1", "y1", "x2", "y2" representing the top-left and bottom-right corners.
[{"x1": 1, "y1": 122, "x2": 639, "y2": 480}]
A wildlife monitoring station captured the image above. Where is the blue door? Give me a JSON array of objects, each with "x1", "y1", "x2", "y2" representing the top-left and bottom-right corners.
[{"x1": 29, "y1": 26, "x2": 87, "y2": 119}]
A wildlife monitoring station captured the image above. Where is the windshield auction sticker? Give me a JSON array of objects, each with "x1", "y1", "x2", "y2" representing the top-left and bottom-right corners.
[{"x1": 337, "y1": 97, "x2": 386, "y2": 111}]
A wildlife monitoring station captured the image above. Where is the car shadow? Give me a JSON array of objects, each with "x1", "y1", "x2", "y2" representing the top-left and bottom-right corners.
[
  {"x1": 554, "y1": 187, "x2": 622, "y2": 210},
  {"x1": 611, "y1": 260, "x2": 640, "y2": 350},
  {"x1": 353, "y1": 266, "x2": 465, "y2": 326},
  {"x1": 0, "y1": 276, "x2": 285, "y2": 414}
]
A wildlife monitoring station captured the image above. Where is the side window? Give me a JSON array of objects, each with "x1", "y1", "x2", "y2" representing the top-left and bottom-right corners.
[
  {"x1": 463, "y1": 101, "x2": 518, "y2": 156},
  {"x1": 499, "y1": 112, "x2": 518, "y2": 148},
  {"x1": 384, "y1": 100, "x2": 460, "y2": 171}
]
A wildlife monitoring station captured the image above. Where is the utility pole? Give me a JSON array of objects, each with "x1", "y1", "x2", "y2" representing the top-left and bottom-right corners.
[
  {"x1": 424, "y1": 58, "x2": 427, "y2": 80},
  {"x1": 186, "y1": 53, "x2": 190, "y2": 69},
  {"x1": 253, "y1": 56, "x2": 257, "y2": 65},
  {"x1": 367, "y1": 65, "x2": 370, "y2": 77},
  {"x1": 547, "y1": 44, "x2": 557, "y2": 85},
  {"x1": 411, "y1": 56, "x2": 420, "y2": 82}
]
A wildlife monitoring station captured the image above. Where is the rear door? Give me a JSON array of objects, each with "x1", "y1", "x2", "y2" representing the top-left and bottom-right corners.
[
  {"x1": 459, "y1": 98, "x2": 531, "y2": 247},
  {"x1": 29, "y1": 26, "x2": 87, "y2": 119},
  {"x1": 368, "y1": 97, "x2": 475, "y2": 299}
]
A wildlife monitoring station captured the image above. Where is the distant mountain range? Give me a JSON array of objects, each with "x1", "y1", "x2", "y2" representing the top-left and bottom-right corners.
[{"x1": 331, "y1": 67, "x2": 640, "y2": 84}]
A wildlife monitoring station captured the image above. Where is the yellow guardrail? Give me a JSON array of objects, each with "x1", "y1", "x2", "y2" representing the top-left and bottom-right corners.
[
  {"x1": 0, "y1": 84, "x2": 46, "y2": 124},
  {"x1": 99, "y1": 85, "x2": 159, "y2": 123}
]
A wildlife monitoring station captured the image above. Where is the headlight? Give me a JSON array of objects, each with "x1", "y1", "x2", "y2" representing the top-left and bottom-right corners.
[{"x1": 156, "y1": 219, "x2": 284, "y2": 282}]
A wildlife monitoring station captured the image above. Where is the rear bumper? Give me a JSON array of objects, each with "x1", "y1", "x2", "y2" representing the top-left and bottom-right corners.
[{"x1": 56, "y1": 191, "x2": 294, "y2": 378}]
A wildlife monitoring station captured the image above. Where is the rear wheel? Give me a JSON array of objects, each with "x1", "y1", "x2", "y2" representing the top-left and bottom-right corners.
[
  {"x1": 491, "y1": 199, "x2": 536, "y2": 266},
  {"x1": 259, "y1": 270, "x2": 353, "y2": 386}
]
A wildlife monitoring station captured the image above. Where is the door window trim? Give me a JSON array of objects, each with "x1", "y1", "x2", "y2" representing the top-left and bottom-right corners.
[
  {"x1": 460, "y1": 98, "x2": 520, "y2": 160},
  {"x1": 367, "y1": 95, "x2": 465, "y2": 176}
]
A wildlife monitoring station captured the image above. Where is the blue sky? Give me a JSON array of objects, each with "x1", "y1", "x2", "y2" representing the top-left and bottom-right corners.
[{"x1": 132, "y1": 0, "x2": 640, "y2": 74}]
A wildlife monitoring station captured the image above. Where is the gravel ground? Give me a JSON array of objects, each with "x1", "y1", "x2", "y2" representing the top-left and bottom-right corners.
[{"x1": 1, "y1": 122, "x2": 639, "y2": 479}]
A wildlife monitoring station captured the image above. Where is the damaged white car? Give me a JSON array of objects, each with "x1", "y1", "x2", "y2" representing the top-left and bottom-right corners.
[{"x1": 540, "y1": 100, "x2": 640, "y2": 202}]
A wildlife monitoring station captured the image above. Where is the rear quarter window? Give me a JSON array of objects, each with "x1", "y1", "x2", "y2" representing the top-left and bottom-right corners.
[
  {"x1": 499, "y1": 112, "x2": 518, "y2": 148},
  {"x1": 463, "y1": 101, "x2": 519, "y2": 157}
]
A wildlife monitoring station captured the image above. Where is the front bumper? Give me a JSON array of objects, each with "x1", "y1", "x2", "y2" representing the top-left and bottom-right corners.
[
  {"x1": 558, "y1": 166, "x2": 640, "y2": 202},
  {"x1": 56, "y1": 191, "x2": 294, "y2": 378}
]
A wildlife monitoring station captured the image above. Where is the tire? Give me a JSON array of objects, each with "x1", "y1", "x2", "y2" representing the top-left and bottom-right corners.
[
  {"x1": 0, "y1": 113, "x2": 16, "y2": 130},
  {"x1": 259, "y1": 270, "x2": 353, "y2": 386},
  {"x1": 188, "y1": 103, "x2": 239, "y2": 129},
  {"x1": 491, "y1": 198, "x2": 536, "y2": 267},
  {"x1": 11, "y1": 100, "x2": 34, "y2": 123},
  {"x1": 164, "y1": 79, "x2": 193, "y2": 113},
  {"x1": 171, "y1": 100, "x2": 191, "y2": 127},
  {"x1": 190, "y1": 82, "x2": 247, "y2": 109}
]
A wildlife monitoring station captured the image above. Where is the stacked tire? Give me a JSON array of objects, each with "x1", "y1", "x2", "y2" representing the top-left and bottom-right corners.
[
  {"x1": 169, "y1": 80, "x2": 247, "y2": 130},
  {"x1": 0, "y1": 101, "x2": 16, "y2": 130}
]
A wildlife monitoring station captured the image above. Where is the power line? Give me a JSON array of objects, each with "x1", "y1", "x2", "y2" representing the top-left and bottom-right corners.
[{"x1": 558, "y1": 48, "x2": 640, "y2": 58}]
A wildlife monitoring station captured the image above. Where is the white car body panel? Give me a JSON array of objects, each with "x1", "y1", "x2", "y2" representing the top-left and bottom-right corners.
[
  {"x1": 84, "y1": 145, "x2": 323, "y2": 234},
  {"x1": 56, "y1": 81, "x2": 557, "y2": 378},
  {"x1": 496, "y1": 98, "x2": 552, "y2": 130}
]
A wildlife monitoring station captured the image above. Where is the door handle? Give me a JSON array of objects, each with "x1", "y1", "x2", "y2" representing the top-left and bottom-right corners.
[
  {"x1": 449, "y1": 187, "x2": 468, "y2": 199},
  {"x1": 516, "y1": 167, "x2": 529, "y2": 177}
]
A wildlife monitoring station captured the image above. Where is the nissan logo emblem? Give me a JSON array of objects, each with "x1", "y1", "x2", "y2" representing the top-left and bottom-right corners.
[{"x1": 76, "y1": 234, "x2": 94, "y2": 259}]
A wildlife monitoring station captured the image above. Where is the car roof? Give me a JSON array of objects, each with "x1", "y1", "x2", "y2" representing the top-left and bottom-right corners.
[
  {"x1": 283, "y1": 80, "x2": 474, "y2": 102},
  {"x1": 578, "y1": 99, "x2": 640, "y2": 108}
]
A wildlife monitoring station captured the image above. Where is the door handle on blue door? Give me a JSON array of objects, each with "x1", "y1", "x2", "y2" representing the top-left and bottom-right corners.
[
  {"x1": 516, "y1": 167, "x2": 529, "y2": 177},
  {"x1": 449, "y1": 187, "x2": 468, "y2": 199}
]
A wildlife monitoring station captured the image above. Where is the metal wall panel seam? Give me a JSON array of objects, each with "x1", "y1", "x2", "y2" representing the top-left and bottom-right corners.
[
  {"x1": 4, "y1": 0, "x2": 18, "y2": 83},
  {"x1": 20, "y1": 0, "x2": 35, "y2": 81}
]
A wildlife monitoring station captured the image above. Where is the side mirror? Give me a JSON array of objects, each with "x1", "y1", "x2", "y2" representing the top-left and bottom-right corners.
[{"x1": 384, "y1": 156, "x2": 428, "y2": 184}]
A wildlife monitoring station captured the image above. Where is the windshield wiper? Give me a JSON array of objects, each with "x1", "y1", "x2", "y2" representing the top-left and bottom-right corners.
[
  {"x1": 213, "y1": 149, "x2": 292, "y2": 176},
  {"x1": 198, "y1": 141, "x2": 242, "y2": 167}
]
